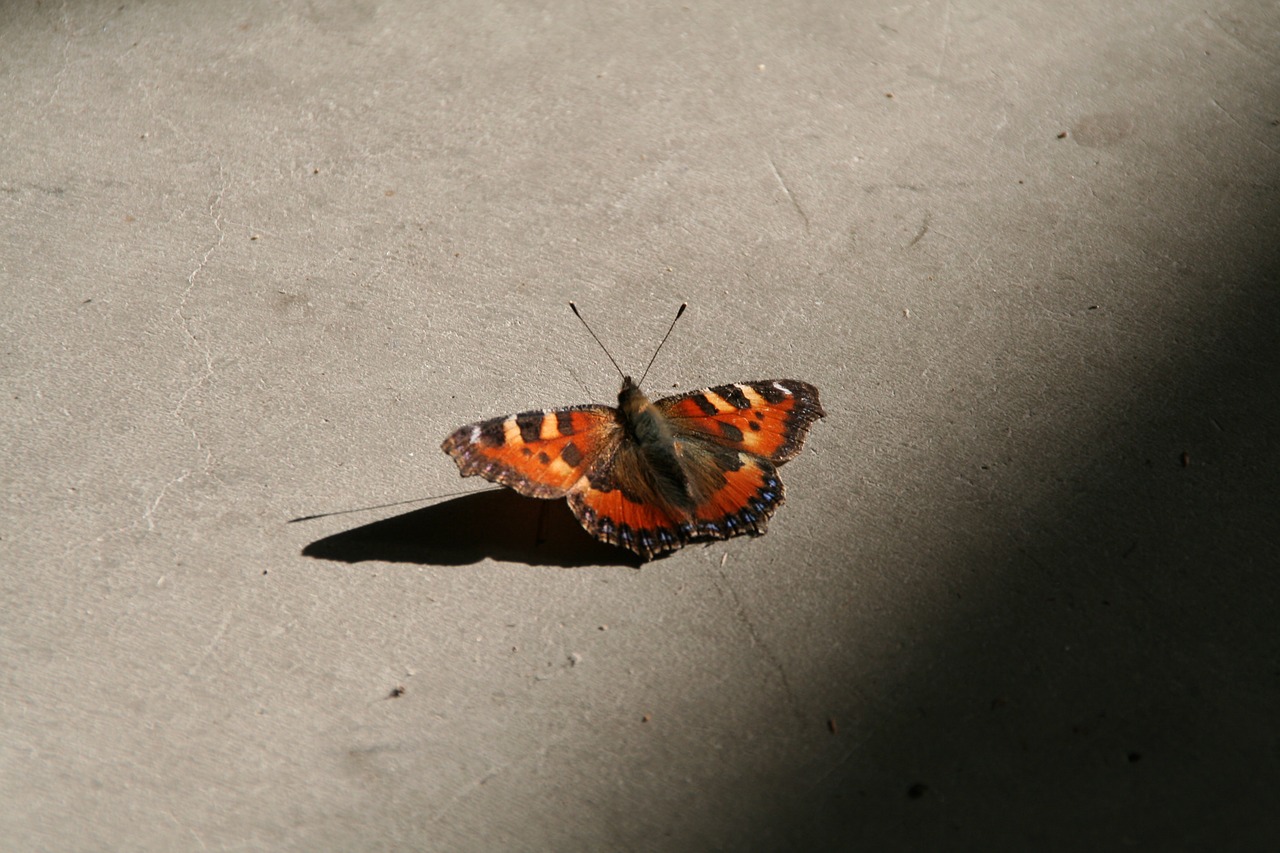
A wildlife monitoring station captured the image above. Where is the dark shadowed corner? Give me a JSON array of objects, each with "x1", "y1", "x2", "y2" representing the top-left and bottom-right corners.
[{"x1": 770, "y1": 164, "x2": 1280, "y2": 849}]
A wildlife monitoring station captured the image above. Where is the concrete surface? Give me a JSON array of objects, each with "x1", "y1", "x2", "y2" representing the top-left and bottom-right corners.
[{"x1": 3, "y1": 1, "x2": 1279, "y2": 850}]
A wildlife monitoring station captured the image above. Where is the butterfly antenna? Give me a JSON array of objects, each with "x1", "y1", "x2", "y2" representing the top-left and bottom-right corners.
[
  {"x1": 569, "y1": 301, "x2": 626, "y2": 380},
  {"x1": 637, "y1": 302, "x2": 687, "y2": 386}
]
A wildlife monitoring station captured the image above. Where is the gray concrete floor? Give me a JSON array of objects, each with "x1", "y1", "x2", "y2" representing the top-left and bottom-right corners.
[{"x1": 3, "y1": 1, "x2": 1279, "y2": 850}]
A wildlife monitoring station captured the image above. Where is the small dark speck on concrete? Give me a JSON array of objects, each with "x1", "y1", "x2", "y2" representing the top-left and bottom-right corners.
[
  {"x1": 907, "y1": 783, "x2": 928, "y2": 799},
  {"x1": 1057, "y1": 131, "x2": 1068, "y2": 138},
  {"x1": 389, "y1": 686, "x2": 405, "y2": 699}
]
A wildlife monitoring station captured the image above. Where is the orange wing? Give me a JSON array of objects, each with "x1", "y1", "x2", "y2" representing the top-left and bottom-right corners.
[
  {"x1": 441, "y1": 405, "x2": 622, "y2": 499},
  {"x1": 442, "y1": 380, "x2": 824, "y2": 561},
  {"x1": 568, "y1": 448, "x2": 784, "y2": 560},
  {"x1": 654, "y1": 380, "x2": 825, "y2": 463}
]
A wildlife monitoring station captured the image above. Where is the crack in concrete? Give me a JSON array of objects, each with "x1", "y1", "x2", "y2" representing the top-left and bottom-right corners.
[
  {"x1": 120, "y1": 129, "x2": 232, "y2": 535},
  {"x1": 769, "y1": 155, "x2": 810, "y2": 231},
  {"x1": 139, "y1": 468, "x2": 191, "y2": 532},
  {"x1": 173, "y1": 155, "x2": 226, "y2": 416},
  {"x1": 167, "y1": 152, "x2": 229, "y2": 492},
  {"x1": 46, "y1": 1, "x2": 72, "y2": 108}
]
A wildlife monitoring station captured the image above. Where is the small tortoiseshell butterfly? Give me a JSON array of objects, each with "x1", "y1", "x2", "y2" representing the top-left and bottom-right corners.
[{"x1": 441, "y1": 304, "x2": 825, "y2": 560}]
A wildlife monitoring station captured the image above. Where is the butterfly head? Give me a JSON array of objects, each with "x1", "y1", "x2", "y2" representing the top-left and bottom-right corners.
[{"x1": 618, "y1": 375, "x2": 650, "y2": 417}]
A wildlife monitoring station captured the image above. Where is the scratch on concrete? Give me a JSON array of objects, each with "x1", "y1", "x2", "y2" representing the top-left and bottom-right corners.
[
  {"x1": 424, "y1": 735, "x2": 572, "y2": 828},
  {"x1": 46, "y1": 1, "x2": 72, "y2": 107},
  {"x1": 906, "y1": 212, "x2": 931, "y2": 249},
  {"x1": 1210, "y1": 97, "x2": 1280, "y2": 156},
  {"x1": 769, "y1": 155, "x2": 810, "y2": 231},
  {"x1": 426, "y1": 767, "x2": 502, "y2": 827},
  {"x1": 1203, "y1": 10, "x2": 1266, "y2": 60},
  {"x1": 161, "y1": 810, "x2": 209, "y2": 851},
  {"x1": 933, "y1": 0, "x2": 953, "y2": 91},
  {"x1": 714, "y1": 568, "x2": 805, "y2": 723},
  {"x1": 187, "y1": 609, "x2": 234, "y2": 678}
]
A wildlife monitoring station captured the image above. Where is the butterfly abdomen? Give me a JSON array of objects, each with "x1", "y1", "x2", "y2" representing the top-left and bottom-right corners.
[{"x1": 618, "y1": 378, "x2": 699, "y2": 514}]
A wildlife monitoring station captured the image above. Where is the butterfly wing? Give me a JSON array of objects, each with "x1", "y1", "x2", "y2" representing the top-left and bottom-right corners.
[
  {"x1": 442, "y1": 405, "x2": 622, "y2": 498},
  {"x1": 653, "y1": 379, "x2": 825, "y2": 463},
  {"x1": 442, "y1": 381, "x2": 824, "y2": 561},
  {"x1": 566, "y1": 440, "x2": 700, "y2": 559},
  {"x1": 568, "y1": 445, "x2": 785, "y2": 559},
  {"x1": 567, "y1": 380, "x2": 824, "y2": 560}
]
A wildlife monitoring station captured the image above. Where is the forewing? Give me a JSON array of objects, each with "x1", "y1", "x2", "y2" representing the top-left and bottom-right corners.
[
  {"x1": 654, "y1": 379, "x2": 825, "y2": 464},
  {"x1": 441, "y1": 405, "x2": 621, "y2": 499}
]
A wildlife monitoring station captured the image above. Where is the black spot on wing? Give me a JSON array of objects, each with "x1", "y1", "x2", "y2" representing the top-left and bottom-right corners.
[
  {"x1": 718, "y1": 421, "x2": 744, "y2": 442},
  {"x1": 751, "y1": 381, "x2": 790, "y2": 404},
  {"x1": 478, "y1": 418, "x2": 506, "y2": 447},
  {"x1": 689, "y1": 394, "x2": 718, "y2": 416},
  {"x1": 556, "y1": 410, "x2": 576, "y2": 436},
  {"x1": 537, "y1": 451, "x2": 551, "y2": 465},
  {"x1": 713, "y1": 384, "x2": 751, "y2": 409},
  {"x1": 561, "y1": 441, "x2": 584, "y2": 467},
  {"x1": 516, "y1": 411, "x2": 543, "y2": 444}
]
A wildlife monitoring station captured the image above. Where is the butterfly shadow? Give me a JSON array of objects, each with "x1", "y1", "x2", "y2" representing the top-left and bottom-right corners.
[{"x1": 300, "y1": 490, "x2": 644, "y2": 568}]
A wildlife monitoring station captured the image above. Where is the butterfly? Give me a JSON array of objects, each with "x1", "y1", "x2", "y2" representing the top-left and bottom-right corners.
[{"x1": 441, "y1": 305, "x2": 825, "y2": 560}]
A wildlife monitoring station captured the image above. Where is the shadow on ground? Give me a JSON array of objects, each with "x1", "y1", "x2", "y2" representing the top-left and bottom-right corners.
[{"x1": 300, "y1": 489, "x2": 642, "y2": 568}]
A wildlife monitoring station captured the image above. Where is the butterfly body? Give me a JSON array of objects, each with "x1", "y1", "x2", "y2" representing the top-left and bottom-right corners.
[{"x1": 442, "y1": 376, "x2": 824, "y2": 560}]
